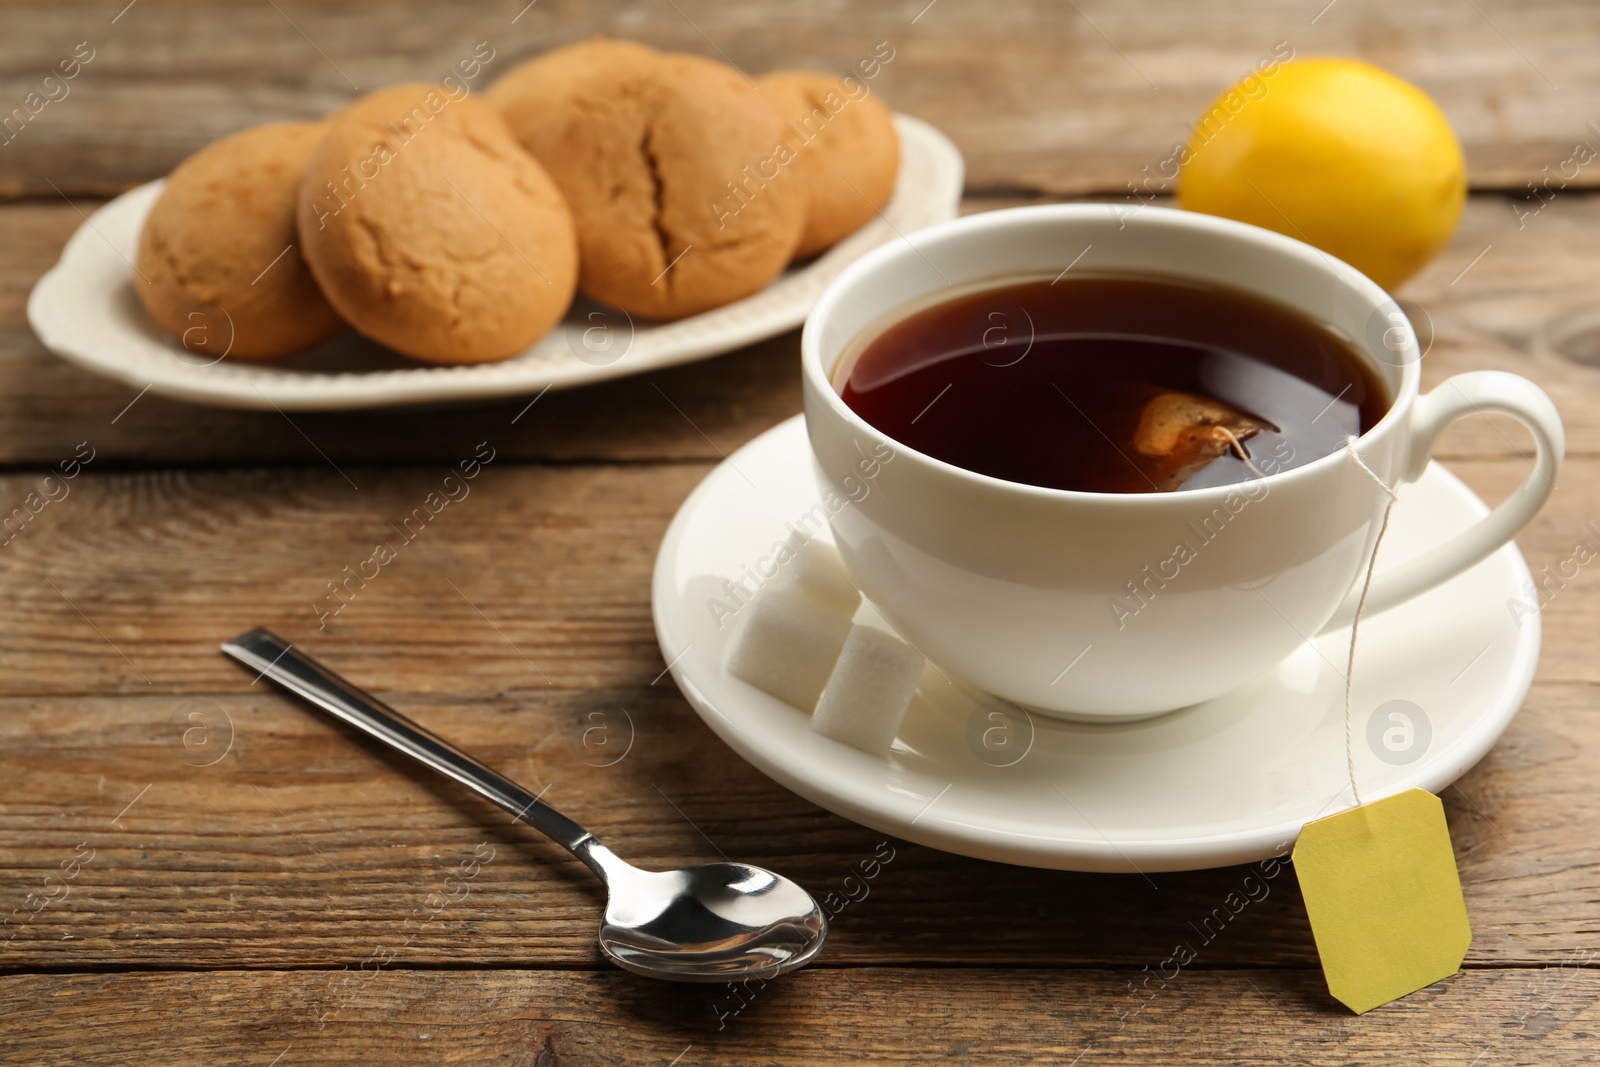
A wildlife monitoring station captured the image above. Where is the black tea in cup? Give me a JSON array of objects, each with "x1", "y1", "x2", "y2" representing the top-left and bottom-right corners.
[{"x1": 835, "y1": 273, "x2": 1389, "y2": 493}]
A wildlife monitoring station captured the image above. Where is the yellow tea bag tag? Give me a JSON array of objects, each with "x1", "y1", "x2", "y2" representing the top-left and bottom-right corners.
[{"x1": 1293, "y1": 787, "x2": 1472, "y2": 1014}]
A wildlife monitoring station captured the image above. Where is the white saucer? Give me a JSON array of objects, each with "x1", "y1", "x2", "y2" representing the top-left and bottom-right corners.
[
  {"x1": 651, "y1": 416, "x2": 1540, "y2": 872},
  {"x1": 28, "y1": 115, "x2": 962, "y2": 412}
]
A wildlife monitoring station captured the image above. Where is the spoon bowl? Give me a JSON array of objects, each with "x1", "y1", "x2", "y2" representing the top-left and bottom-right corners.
[{"x1": 599, "y1": 861, "x2": 828, "y2": 980}]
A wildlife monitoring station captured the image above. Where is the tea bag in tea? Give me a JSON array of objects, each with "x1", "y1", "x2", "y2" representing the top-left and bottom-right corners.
[{"x1": 1131, "y1": 390, "x2": 1274, "y2": 490}]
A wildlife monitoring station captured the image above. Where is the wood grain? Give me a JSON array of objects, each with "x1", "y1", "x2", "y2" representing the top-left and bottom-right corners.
[
  {"x1": 4, "y1": 967, "x2": 1598, "y2": 1066},
  {"x1": 4, "y1": 190, "x2": 1600, "y2": 467},
  {"x1": 3, "y1": 1, "x2": 1599, "y2": 1055},
  {"x1": 0, "y1": 680, "x2": 1594, "y2": 971},
  {"x1": 0, "y1": 0, "x2": 1594, "y2": 198},
  {"x1": 0, "y1": 327, "x2": 1594, "y2": 980},
  {"x1": 0, "y1": 452, "x2": 1595, "y2": 697}
]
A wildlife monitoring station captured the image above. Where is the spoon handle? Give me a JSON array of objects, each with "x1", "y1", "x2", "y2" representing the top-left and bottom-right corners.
[{"x1": 221, "y1": 628, "x2": 613, "y2": 879}]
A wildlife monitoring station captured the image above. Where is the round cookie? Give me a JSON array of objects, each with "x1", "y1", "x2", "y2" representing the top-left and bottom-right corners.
[
  {"x1": 298, "y1": 84, "x2": 578, "y2": 365},
  {"x1": 486, "y1": 36, "x2": 663, "y2": 107},
  {"x1": 489, "y1": 43, "x2": 805, "y2": 320},
  {"x1": 758, "y1": 71, "x2": 900, "y2": 260},
  {"x1": 136, "y1": 121, "x2": 345, "y2": 361}
]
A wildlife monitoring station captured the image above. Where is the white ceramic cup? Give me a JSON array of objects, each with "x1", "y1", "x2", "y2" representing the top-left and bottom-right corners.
[{"x1": 801, "y1": 204, "x2": 1564, "y2": 720}]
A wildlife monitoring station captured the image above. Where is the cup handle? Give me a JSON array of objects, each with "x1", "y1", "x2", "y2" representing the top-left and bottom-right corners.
[{"x1": 1317, "y1": 370, "x2": 1564, "y2": 634}]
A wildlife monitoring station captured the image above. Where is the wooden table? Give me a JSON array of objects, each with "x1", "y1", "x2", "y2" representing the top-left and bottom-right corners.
[{"x1": 3, "y1": 2, "x2": 1598, "y2": 1062}]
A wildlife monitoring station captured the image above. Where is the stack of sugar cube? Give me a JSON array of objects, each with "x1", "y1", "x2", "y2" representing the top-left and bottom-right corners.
[{"x1": 726, "y1": 534, "x2": 924, "y2": 756}]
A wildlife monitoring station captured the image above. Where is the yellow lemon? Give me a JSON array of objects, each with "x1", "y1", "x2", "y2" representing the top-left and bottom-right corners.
[{"x1": 1177, "y1": 58, "x2": 1465, "y2": 291}]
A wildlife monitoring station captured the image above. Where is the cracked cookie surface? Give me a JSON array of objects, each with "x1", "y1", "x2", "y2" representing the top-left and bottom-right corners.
[
  {"x1": 135, "y1": 121, "x2": 346, "y2": 361},
  {"x1": 298, "y1": 84, "x2": 578, "y2": 365},
  {"x1": 488, "y1": 40, "x2": 804, "y2": 320}
]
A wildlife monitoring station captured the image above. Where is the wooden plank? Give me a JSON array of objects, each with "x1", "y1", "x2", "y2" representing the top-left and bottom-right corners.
[
  {"x1": 0, "y1": 454, "x2": 1584, "y2": 974},
  {"x1": 0, "y1": 671, "x2": 1592, "y2": 971},
  {"x1": 0, "y1": 0, "x2": 1593, "y2": 198},
  {"x1": 0, "y1": 452, "x2": 1590, "y2": 973},
  {"x1": 3, "y1": 966, "x2": 1597, "y2": 1065},
  {"x1": 0, "y1": 455, "x2": 1594, "y2": 698},
  {"x1": 3, "y1": 190, "x2": 1600, "y2": 467}
]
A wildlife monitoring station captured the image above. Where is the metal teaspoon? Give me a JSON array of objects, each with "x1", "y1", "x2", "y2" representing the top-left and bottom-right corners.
[{"x1": 222, "y1": 628, "x2": 828, "y2": 982}]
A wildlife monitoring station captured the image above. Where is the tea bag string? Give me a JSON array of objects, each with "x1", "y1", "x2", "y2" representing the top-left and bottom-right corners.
[
  {"x1": 1340, "y1": 435, "x2": 1399, "y2": 808},
  {"x1": 1217, "y1": 426, "x2": 1267, "y2": 478}
]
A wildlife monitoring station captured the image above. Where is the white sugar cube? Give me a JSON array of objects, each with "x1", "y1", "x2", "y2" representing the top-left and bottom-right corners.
[
  {"x1": 784, "y1": 533, "x2": 861, "y2": 614},
  {"x1": 727, "y1": 583, "x2": 854, "y2": 712},
  {"x1": 811, "y1": 624, "x2": 925, "y2": 756}
]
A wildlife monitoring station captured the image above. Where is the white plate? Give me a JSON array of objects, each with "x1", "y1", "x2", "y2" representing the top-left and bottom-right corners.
[
  {"x1": 28, "y1": 115, "x2": 962, "y2": 411},
  {"x1": 651, "y1": 416, "x2": 1540, "y2": 873}
]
